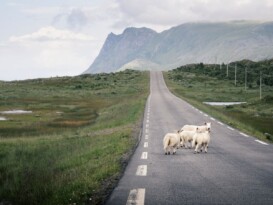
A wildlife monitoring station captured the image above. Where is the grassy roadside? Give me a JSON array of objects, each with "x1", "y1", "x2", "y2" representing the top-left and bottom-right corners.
[
  {"x1": 164, "y1": 70, "x2": 273, "y2": 143},
  {"x1": 0, "y1": 70, "x2": 149, "y2": 205}
]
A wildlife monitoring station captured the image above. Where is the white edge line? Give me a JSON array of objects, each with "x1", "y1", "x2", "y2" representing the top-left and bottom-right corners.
[
  {"x1": 240, "y1": 132, "x2": 249, "y2": 137},
  {"x1": 255, "y1": 140, "x2": 268, "y2": 145},
  {"x1": 217, "y1": 121, "x2": 224, "y2": 125},
  {"x1": 126, "y1": 189, "x2": 145, "y2": 205},
  {"x1": 227, "y1": 126, "x2": 234, "y2": 131},
  {"x1": 210, "y1": 117, "x2": 215, "y2": 121}
]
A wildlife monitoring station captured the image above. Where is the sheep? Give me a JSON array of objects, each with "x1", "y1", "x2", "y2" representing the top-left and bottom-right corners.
[
  {"x1": 192, "y1": 128, "x2": 211, "y2": 154},
  {"x1": 163, "y1": 131, "x2": 181, "y2": 155},
  {"x1": 180, "y1": 122, "x2": 211, "y2": 133},
  {"x1": 179, "y1": 130, "x2": 196, "y2": 149}
]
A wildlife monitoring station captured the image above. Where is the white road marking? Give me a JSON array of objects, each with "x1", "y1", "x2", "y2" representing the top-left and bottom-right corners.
[
  {"x1": 146, "y1": 119, "x2": 149, "y2": 123},
  {"x1": 145, "y1": 129, "x2": 149, "y2": 134},
  {"x1": 199, "y1": 111, "x2": 203, "y2": 114},
  {"x1": 204, "y1": 114, "x2": 208, "y2": 117},
  {"x1": 217, "y1": 121, "x2": 224, "y2": 125},
  {"x1": 145, "y1": 134, "x2": 148, "y2": 139},
  {"x1": 126, "y1": 189, "x2": 145, "y2": 205},
  {"x1": 136, "y1": 165, "x2": 147, "y2": 176},
  {"x1": 141, "y1": 152, "x2": 148, "y2": 159},
  {"x1": 240, "y1": 132, "x2": 249, "y2": 137},
  {"x1": 144, "y1": 142, "x2": 148, "y2": 148},
  {"x1": 146, "y1": 124, "x2": 149, "y2": 128},
  {"x1": 210, "y1": 117, "x2": 216, "y2": 121},
  {"x1": 255, "y1": 140, "x2": 268, "y2": 145},
  {"x1": 227, "y1": 126, "x2": 234, "y2": 131}
]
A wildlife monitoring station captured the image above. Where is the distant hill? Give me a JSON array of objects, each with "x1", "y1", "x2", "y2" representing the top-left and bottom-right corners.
[{"x1": 84, "y1": 21, "x2": 273, "y2": 73}]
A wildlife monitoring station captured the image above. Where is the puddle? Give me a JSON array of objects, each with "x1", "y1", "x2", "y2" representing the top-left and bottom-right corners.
[
  {"x1": 0, "y1": 110, "x2": 33, "y2": 114},
  {"x1": 203, "y1": 102, "x2": 246, "y2": 106}
]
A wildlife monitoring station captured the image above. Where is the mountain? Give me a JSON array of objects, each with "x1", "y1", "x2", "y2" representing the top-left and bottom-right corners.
[{"x1": 84, "y1": 21, "x2": 273, "y2": 73}]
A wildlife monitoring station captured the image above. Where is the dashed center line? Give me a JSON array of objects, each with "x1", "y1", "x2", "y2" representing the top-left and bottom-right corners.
[
  {"x1": 145, "y1": 129, "x2": 149, "y2": 134},
  {"x1": 210, "y1": 117, "x2": 215, "y2": 121},
  {"x1": 126, "y1": 189, "x2": 145, "y2": 205},
  {"x1": 146, "y1": 124, "x2": 149, "y2": 128},
  {"x1": 145, "y1": 134, "x2": 148, "y2": 139},
  {"x1": 204, "y1": 114, "x2": 208, "y2": 117},
  {"x1": 136, "y1": 165, "x2": 147, "y2": 176},
  {"x1": 255, "y1": 140, "x2": 268, "y2": 145},
  {"x1": 144, "y1": 142, "x2": 148, "y2": 148},
  {"x1": 141, "y1": 152, "x2": 148, "y2": 159},
  {"x1": 217, "y1": 121, "x2": 224, "y2": 125}
]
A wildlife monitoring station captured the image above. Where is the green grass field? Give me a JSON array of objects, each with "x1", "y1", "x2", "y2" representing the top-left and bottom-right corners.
[
  {"x1": 0, "y1": 70, "x2": 149, "y2": 205},
  {"x1": 164, "y1": 67, "x2": 273, "y2": 143}
]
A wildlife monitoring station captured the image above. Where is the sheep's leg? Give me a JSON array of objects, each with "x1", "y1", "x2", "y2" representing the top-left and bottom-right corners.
[
  {"x1": 191, "y1": 140, "x2": 196, "y2": 149},
  {"x1": 164, "y1": 146, "x2": 168, "y2": 155},
  {"x1": 173, "y1": 147, "x2": 177, "y2": 155},
  {"x1": 204, "y1": 143, "x2": 208, "y2": 153},
  {"x1": 189, "y1": 140, "x2": 193, "y2": 149},
  {"x1": 194, "y1": 144, "x2": 200, "y2": 154}
]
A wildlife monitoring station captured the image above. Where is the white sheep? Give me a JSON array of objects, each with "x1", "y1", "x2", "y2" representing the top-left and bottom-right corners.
[
  {"x1": 192, "y1": 128, "x2": 211, "y2": 154},
  {"x1": 179, "y1": 130, "x2": 196, "y2": 149},
  {"x1": 180, "y1": 122, "x2": 211, "y2": 133},
  {"x1": 163, "y1": 131, "x2": 181, "y2": 155}
]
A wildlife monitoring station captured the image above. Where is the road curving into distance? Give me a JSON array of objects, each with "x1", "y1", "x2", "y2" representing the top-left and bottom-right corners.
[{"x1": 106, "y1": 71, "x2": 273, "y2": 205}]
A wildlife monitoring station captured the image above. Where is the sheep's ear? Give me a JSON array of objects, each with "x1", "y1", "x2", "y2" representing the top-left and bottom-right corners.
[
  {"x1": 196, "y1": 127, "x2": 199, "y2": 131},
  {"x1": 204, "y1": 122, "x2": 207, "y2": 125}
]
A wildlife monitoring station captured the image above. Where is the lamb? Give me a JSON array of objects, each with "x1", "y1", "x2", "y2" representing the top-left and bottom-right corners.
[
  {"x1": 192, "y1": 128, "x2": 211, "y2": 154},
  {"x1": 179, "y1": 130, "x2": 196, "y2": 149},
  {"x1": 180, "y1": 122, "x2": 211, "y2": 133},
  {"x1": 163, "y1": 131, "x2": 181, "y2": 155}
]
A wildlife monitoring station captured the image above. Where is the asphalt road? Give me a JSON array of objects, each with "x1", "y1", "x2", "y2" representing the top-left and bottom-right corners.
[{"x1": 106, "y1": 71, "x2": 273, "y2": 205}]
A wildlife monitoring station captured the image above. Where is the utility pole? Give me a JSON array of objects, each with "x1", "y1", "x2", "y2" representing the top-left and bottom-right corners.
[
  {"x1": 235, "y1": 64, "x2": 237, "y2": 86},
  {"x1": 226, "y1": 64, "x2": 229, "y2": 77},
  {"x1": 260, "y1": 71, "x2": 262, "y2": 100},
  {"x1": 245, "y1": 67, "x2": 247, "y2": 91}
]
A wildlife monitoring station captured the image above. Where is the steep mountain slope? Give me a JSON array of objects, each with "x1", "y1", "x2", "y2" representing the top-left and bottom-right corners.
[
  {"x1": 84, "y1": 21, "x2": 273, "y2": 73},
  {"x1": 84, "y1": 27, "x2": 157, "y2": 73}
]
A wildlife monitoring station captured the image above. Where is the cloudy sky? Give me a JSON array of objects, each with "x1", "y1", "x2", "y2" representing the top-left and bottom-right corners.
[{"x1": 1, "y1": 0, "x2": 273, "y2": 81}]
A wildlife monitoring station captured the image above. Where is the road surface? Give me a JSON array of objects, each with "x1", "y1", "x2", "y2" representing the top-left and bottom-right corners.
[{"x1": 106, "y1": 71, "x2": 273, "y2": 205}]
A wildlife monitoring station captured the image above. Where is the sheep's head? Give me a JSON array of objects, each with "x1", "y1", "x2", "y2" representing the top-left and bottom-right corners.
[{"x1": 205, "y1": 122, "x2": 211, "y2": 132}]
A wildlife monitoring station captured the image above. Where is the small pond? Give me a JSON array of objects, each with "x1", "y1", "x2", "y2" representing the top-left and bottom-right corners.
[
  {"x1": 203, "y1": 102, "x2": 246, "y2": 106},
  {"x1": 0, "y1": 110, "x2": 33, "y2": 114}
]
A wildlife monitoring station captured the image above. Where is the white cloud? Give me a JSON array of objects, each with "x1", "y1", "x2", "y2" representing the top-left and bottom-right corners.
[
  {"x1": 22, "y1": 7, "x2": 60, "y2": 15},
  {"x1": 0, "y1": 26, "x2": 100, "y2": 81},
  {"x1": 9, "y1": 26, "x2": 94, "y2": 42},
  {"x1": 112, "y1": 0, "x2": 273, "y2": 31}
]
